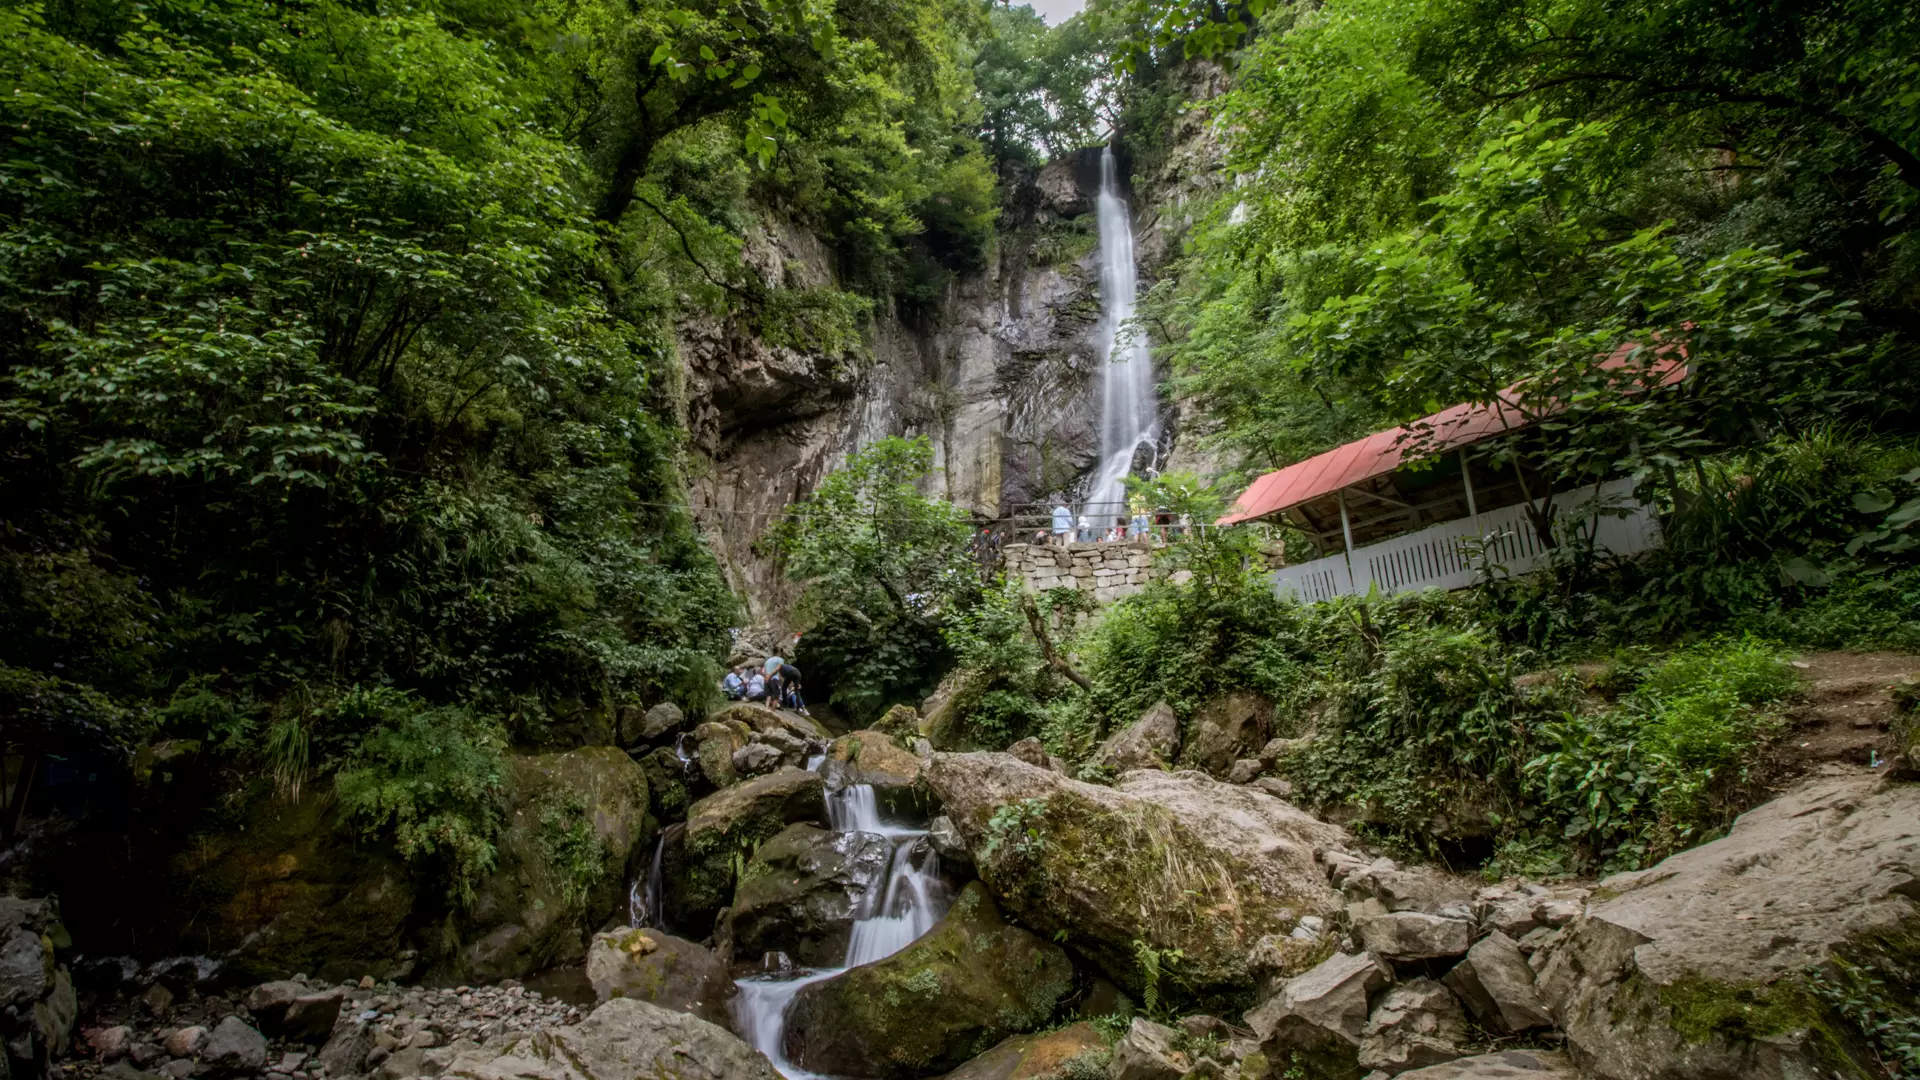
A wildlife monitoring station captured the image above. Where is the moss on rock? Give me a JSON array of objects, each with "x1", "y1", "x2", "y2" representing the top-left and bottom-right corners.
[
  {"x1": 662, "y1": 767, "x2": 824, "y2": 936},
  {"x1": 785, "y1": 882, "x2": 1075, "y2": 1078}
]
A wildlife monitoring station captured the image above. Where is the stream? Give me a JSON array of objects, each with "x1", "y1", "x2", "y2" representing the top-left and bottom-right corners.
[{"x1": 731, "y1": 780, "x2": 951, "y2": 1079}]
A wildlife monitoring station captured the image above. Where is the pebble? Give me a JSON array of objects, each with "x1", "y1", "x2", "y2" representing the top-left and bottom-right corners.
[{"x1": 57, "y1": 977, "x2": 582, "y2": 1080}]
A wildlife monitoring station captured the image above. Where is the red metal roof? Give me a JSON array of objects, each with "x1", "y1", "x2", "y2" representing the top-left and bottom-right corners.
[{"x1": 1217, "y1": 347, "x2": 1685, "y2": 526}]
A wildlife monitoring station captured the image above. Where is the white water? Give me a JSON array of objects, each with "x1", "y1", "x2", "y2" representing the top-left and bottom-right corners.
[
  {"x1": 1087, "y1": 144, "x2": 1158, "y2": 516},
  {"x1": 628, "y1": 834, "x2": 666, "y2": 929},
  {"x1": 732, "y1": 782, "x2": 949, "y2": 1079}
]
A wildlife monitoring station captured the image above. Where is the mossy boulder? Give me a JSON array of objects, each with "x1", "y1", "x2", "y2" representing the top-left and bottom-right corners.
[
  {"x1": 635, "y1": 746, "x2": 694, "y2": 828},
  {"x1": 1533, "y1": 773, "x2": 1920, "y2": 1080},
  {"x1": 663, "y1": 768, "x2": 825, "y2": 936},
  {"x1": 159, "y1": 791, "x2": 417, "y2": 983},
  {"x1": 722, "y1": 823, "x2": 892, "y2": 966},
  {"x1": 939, "y1": 1021, "x2": 1108, "y2": 1080},
  {"x1": 785, "y1": 882, "x2": 1074, "y2": 1078},
  {"x1": 584, "y1": 927, "x2": 731, "y2": 1026},
  {"x1": 441, "y1": 747, "x2": 650, "y2": 983},
  {"x1": 691, "y1": 721, "x2": 747, "y2": 789},
  {"x1": 709, "y1": 702, "x2": 827, "y2": 741},
  {"x1": 927, "y1": 752, "x2": 1348, "y2": 1003},
  {"x1": 827, "y1": 730, "x2": 928, "y2": 815}
]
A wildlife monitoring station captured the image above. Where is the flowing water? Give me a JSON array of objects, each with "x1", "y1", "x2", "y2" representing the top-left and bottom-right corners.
[
  {"x1": 628, "y1": 833, "x2": 666, "y2": 929},
  {"x1": 1087, "y1": 143, "x2": 1159, "y2": 516},
  {"x1": 732, "y1": 780, "x2": 949, "y2": 1079}
]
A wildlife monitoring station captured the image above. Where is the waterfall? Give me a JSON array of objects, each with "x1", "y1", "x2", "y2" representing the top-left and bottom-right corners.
[
  {"x1": 1087, "y1": 144, "x2": 1158, "y2": 519},
  {"x1": 732, "y1": 781, "x2": 950, "y2": 1079},
  {"x1": 628, "y1": 834, "x2": 666, "y2": 929}
]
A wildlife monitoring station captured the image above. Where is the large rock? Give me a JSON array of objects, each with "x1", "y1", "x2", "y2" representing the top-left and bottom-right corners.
[
  {"x1": 1356, "y1": 979, "x2": 1467, "y2": 1074},
  {"x1": 927, "y1": 753, "x2": 1347, "y2": 997},
  {"x1": 243, "y1": 981, "x2": 344, "y2": 1041},
  {"x1": 1354, "y1": 912, "x2": 1472, "y2": 961},
  {"x1": 1245, "y1": 951, "x2": 1389, "y2": 1078},
  {"x1": 1180, "y1": 692, "x2": 1271, "y2": 776},
  {"x1": 710, "y1": 702, "x2": 827, "y2": 742},
  {"x1": 1533, "y1": 774, "x2": 1920, "y2": 1080},
  {"x1": 444, "y1": 747, "x2": 650, "y2": 983},
  {"x1": 664, "y1": 768, "x2": 825, "y2": 934},
  {"x1": 441, "y1": 997, "x2": 778, "y2": 1080},
  {"x1": 1094, "y1": 702, "x2": 1180, "y2": 772},
  {"x1": 1108, "y1": 1018, "x2": 1186, "y2": 1080},
  {"x1": 585, "y1": 928, "x2": 730, "y2": 1025},
  {"x1": 639, "y1": 702, "x2": 686, "y2": 741},
  {"x1": 938, "y1": 1022, "x2": 1107, "y2": 1080},
  {"x1": 786, "y1": 882, "x2": 1073, "y2": 1079},
  {"x1": 722, "y1": 823, "x2": 892, "y2": 966},
  {"x1": 199, "y1": 1017, "x2": 267, "y2": 1078},
  {"x1": 1395, "y1": 1050, "x2": 1577, "y2": 1079},
  {"x1": 692, "y1": 721, "x2": 747, "y2": 789},
  {"x1": 0, "y1": 897, "x2": 76, "y2": 1076},
  {"x1": 827, "y1": 729, "x2": 927, "y2": 814},
  {"x1": 1442, "y1": 932, "x2": 1550, "y2": 1034}
]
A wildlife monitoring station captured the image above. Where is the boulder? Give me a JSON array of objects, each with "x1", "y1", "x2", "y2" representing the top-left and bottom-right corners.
[
  {"x1": 1393, "y1": 1050, "x2": 1577, "y2": 1079},
  {"x1": 722, "y1": 823, "x2": 892, "y2": 966},
  {"x1": 584, "y1": 928, "x2": 730, "y2": 1025},
  {"x1": 927, "y1": 753, "x2": 1347, "y2": 997},
  {"x1": 1006, "y1": 738, "x2": 1053, "y2": 769},
  {"x1": 927, "y1": 815, "x2": 973, "y2": 868},
  {"x1": 318, "y1": 1022, "x2": 375, "y2": 1076},
  {"x1": 1109, "y1": 1017, "x2": 1186, "y2": 1080},
  {"x1": 827, "y1": 729, "x2": 927, "y2": 814},
  {"x1": 692, "y1": 721, "x2": 746, "y2": 789},
  {"x1": 1094, "y1": 702, "x2": 1179, "y2": 772},
  {"x1": 245, "y1": 982, "x2": 344, "y2": 1041},
  {"x1": 1245, "y1": 951, "x2": 1389, "y2": 1076},
  {"x1": 710, "y1": 702, "x2": 827, "y2": 742},
  {"x1": 1354, "y1": 912, "x2": 1473, "y2": 961},
  {"x1": 1441, "y1": 932, "x2": 1550, "y2": 1034},
  {"x1": 664, "y1": 768, "x2": 825, "y2": 935},
  {"x1": 0, "y1": 896, "x2": 76, "y2": 1074},
  {"x1": 640, "y1": 702, "x2": 687, "y2": 742},
  {"x1": 1356, "y1": 979, "x2": 1467, "y2": 1074},
  {"x1": 1180, "y1": 692, "x2": 1271, "y2": 776},
  {"x1": 1532, "y1": 774, "x2": 1920, "y2": 1080},
  {"x1": 444, "y1": 747, "x2": 650, "y2": 983},
  {"x1": 440, "y1": 997, "x2": 778, "y2": 1080},
  {"x1": 1227, "y1": 759, "x2": 1264, "y2": 785},
  {"x1": 87, "y1": 1026, "x2": 134, "y2": 1061},
  {"x1": 635, "y1": 746, "x2": 694, "y2": 824},
  {"x1": 199, "y1": 1017, "x2": 267, "y2": 1078},
  {"x1": 731, "y1": 743, "x2": 783, "y2": 777},
  {"x1": 786, "y1": 882, "x2": 1073, "y2": 1079},
  {"x1": 938, "y1": 1022, "x2": 1107, "y2": 1080},
  {"x1": 160, "y1": 1027, "x2": 205, "y2": 1058}
]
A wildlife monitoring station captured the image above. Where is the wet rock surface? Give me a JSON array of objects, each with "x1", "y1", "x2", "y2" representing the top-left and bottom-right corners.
[
  {"x1": 582, "y1": 929, "x2": 729, "y2": 1025},
  {"x1": 721, "y1": 823, "x2": 892, "y2": 966}
]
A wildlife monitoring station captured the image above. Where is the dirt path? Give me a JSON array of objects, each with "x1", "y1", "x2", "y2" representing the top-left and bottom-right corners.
[{"x1": 1770, "y1": 650, "x2": 1915, "y2": 784}]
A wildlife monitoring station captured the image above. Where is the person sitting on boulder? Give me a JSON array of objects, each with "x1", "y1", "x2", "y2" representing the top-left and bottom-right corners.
[
  {"x1": 745, "y1": 668, "x2": 767, "y2": 702},
  {"x1": 721, "y1": 665, "x2": 746, "y2": 700}
]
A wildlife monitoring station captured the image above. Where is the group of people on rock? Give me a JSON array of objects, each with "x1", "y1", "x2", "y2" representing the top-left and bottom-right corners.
[
  {"x1": 1041, "y1": 505, "x2": 1192, "y2": 546},
  {"x1": 722, "y1": 656, "x2": 808, "y2": 714}
]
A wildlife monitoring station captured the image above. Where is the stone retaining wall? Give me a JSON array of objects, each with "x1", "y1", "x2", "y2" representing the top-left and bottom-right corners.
[{"x1": 1001, "y1": 542, "x2": 1190, "y2": 603}]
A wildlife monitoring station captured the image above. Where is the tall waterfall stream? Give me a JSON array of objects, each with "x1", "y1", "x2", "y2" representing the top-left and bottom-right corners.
[
  {"x1": 1087, "y1": 143, "x2": 1158, "y2": 515},
  {"x1": 730, "y1": 779, "x2": 950, "y2": 1079}
]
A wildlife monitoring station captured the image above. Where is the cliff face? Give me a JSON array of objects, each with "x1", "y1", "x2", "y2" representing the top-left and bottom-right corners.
[{"x1": 687, "y1": 82, "x2": 1228, "y2": 636}]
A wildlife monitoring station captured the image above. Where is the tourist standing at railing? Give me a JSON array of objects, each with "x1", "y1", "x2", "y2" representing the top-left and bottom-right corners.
[
  {"x1": 1051, "y1": 504, "x2": 1072, "y2": 546},
  {"x1": 1076, "y1": 513, "x2": 1092, "y2": 544}
]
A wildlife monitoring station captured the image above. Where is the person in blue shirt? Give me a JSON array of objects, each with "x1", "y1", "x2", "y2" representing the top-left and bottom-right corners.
[
  {"x1": 721, "y1": 666, "x2": 746, "y2": 700},
  {"x1": 1051, "y1": 504, "x2": 1072, "y2": 546}
]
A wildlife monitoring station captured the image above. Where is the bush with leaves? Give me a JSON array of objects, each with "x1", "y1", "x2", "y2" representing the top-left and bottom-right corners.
[{"x1": 332, "y1": 691, "x2": 508, "y2": 906}]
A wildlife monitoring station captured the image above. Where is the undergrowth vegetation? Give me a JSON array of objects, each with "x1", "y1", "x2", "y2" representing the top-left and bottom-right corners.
[{"x1": 936, "y1": 430, "x2": 1920, "y2": 877}]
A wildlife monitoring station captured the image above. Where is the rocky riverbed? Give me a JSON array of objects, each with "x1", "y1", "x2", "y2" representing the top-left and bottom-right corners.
[{"x1": 28, "y1": 699, "x2": 1920, "y2": 1080}]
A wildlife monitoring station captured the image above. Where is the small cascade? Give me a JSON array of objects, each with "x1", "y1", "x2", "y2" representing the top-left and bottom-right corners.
[
  {"x1": 674, "y1": 731, "x2": 698, "y2": 773},
  {"x1": 1087, "y1": 143, "x2": 1159, "y2": 516},
  {"x1": 733, "y1": 779, "x2": 950, "y2": 1079},
  {"x1": 627, "y1": 834, "x2": 666, "y2": 929}
]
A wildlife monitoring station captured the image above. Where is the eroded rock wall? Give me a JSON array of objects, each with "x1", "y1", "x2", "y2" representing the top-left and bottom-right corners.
[{"x1": 687, "y1": 73, "x2": 1231, "y2": 635}]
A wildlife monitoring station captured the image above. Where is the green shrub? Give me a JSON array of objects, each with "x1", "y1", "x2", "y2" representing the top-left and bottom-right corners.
[
  {"x1": 333, "y1": 691, "x2": 507, "y2": 906},
  {"x1": 536, "y1": 793, "x2": 609, "y2": 908}
]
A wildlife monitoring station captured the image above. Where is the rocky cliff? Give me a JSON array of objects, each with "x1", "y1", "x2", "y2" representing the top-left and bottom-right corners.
[{"x1": 684, "y1": 67, "x2": 1230, "y2": 634}]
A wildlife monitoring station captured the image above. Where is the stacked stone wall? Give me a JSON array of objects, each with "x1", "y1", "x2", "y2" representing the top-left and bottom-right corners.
[{"x1": 1000, "y1": 542, "x2": 1191, "y2": 604}]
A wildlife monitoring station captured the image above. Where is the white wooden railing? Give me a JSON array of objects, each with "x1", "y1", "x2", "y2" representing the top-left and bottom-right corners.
[{"x1": 1271, "y1": 478, "x2": 1662, "y2": 602}]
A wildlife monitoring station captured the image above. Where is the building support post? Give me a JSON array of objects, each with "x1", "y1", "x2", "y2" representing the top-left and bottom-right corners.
[
  {"x1": 1460, "y1": 447, "x2": 1480, "y2": 523},
  {"x1": 1337, "y1": 488, "x2": 1358, "y2": 594}
]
